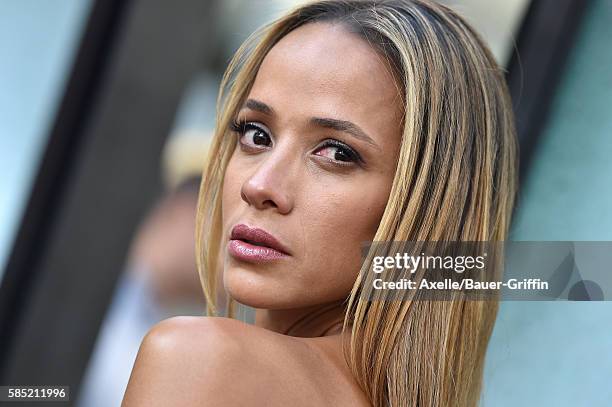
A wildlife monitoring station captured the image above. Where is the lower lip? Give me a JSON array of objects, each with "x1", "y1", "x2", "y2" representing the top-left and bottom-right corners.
[{"x1": 228, "y1": 239, "x2": 289, "y2": 262}]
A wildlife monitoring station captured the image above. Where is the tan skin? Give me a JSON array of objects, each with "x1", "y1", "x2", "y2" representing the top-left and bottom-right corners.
[{"x1": 122, "y1": 21, "x2": 403, "y2": 406}]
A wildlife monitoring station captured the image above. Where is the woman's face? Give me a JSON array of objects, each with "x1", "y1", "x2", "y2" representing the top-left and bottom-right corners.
[{"x1": 222, "y1": 22, "x2": 403, "y2": 309}]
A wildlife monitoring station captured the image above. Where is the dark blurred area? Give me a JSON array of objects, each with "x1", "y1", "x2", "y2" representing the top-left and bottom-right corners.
[{"x1": 1, "y1": 0, "x2": 610, "y2": 406}]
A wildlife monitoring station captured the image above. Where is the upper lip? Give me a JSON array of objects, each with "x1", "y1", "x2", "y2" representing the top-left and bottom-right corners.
[{"x1": 230, "y1": 223, "x2": 291, "y2": 255}]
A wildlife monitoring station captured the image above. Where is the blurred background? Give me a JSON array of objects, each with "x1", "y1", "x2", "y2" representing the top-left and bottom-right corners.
[{"x1": 0, "y1": 0, "x2": 610, "y2": 406}]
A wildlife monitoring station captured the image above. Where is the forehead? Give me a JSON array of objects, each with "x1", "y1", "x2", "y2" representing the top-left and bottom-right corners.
[{"x1": 247, "y1": 22, "x2": 403, "y2": 135}]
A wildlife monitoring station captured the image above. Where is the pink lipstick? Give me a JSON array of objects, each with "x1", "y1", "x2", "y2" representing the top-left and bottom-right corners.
[{"x1": 228, "y1": 223, "x2": 290, "y2": 262}]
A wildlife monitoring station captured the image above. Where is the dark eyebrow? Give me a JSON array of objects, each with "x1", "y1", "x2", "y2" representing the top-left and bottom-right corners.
[
  {"x1": 241, "y1": 98, "x2": 380, "y2": 150},
  {"x1": 310, "y1": 117, "x2": 380, "y2": 150},
  {"x1": 242, "y1": 99, "x2": 275, "y2": 115}
]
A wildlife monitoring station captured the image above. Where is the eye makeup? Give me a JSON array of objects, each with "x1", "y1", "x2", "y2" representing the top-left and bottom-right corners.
[{"x1": 229, "y1": 117, "x2": 366, "y2": 168}]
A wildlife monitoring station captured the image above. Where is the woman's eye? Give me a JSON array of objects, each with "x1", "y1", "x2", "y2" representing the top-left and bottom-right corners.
[
  {"x1": 314, "y1": 140, "x2": 361, "y2": 164},
  {"x1": 231, "y1": 120, "x2": 272, "y2": 149}
]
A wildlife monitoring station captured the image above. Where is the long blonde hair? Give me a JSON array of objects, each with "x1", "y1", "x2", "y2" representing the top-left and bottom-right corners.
[{"x1": 195, "y1": 1, "x2": 518, "y2": 406}]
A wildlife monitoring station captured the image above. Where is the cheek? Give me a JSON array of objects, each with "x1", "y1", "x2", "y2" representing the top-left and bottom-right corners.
[
  {"x1": 299, "y1": 177, "x2": 391, "y2": 288},
  {"x1": 308, "y1": 190, "x2": 387, "y2": 245},
  {"x1": 221, "y1": 159, "x2": 243, "y2": 224}
]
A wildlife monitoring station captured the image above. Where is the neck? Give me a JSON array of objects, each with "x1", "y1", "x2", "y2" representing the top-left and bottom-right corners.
[{"x1": 254, "y1": 300, "x2": 346, "y2": 337}]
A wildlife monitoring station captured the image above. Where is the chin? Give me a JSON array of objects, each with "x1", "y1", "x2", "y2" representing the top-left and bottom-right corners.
[
  {"x1": 223, "y1": 264, "x2": 340, "y2": 310},
  {"x1": 223, "y1": 264, "x2": 297, "y2": 309}
]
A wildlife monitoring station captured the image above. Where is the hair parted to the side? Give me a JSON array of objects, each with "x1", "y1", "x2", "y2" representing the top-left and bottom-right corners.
[{"x1": 195, "y1": 1, "x2": 518, "y2": 406}]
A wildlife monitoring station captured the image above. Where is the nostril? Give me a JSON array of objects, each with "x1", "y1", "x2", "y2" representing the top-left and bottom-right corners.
[
  {"x1": 240, "y1": 189, "x2": 250, "y2": 205},
  {"x1": 240, "y1": 176, "x2": 290, "y2": 212},
  {"x1": 262, "y1": 199, "x2": 276, "y2": 208}
]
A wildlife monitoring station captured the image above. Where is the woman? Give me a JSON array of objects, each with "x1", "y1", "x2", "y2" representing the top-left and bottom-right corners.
[{"x1": 122, "y1": 0, "x2": 517, "y2": 406}]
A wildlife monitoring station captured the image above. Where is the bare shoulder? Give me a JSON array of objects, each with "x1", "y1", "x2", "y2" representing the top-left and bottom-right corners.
[{"x1": 121, "y1": 316, "x2": 370, "y2": 407}]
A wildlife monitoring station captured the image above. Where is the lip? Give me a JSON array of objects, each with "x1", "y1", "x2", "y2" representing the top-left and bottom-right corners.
[{"x1": 228, "y1": 223, "x2": 290, "y2": 262}]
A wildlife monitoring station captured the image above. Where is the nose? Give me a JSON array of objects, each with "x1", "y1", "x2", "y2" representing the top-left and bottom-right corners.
[{"x1": 240, "y1": 149, "x2": 294, "y2": 214}]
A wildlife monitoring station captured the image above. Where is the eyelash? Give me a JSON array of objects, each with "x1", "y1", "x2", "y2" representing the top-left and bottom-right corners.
[{"x1": 229, "y1": 119, "x2": 364, "y2": 167}]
